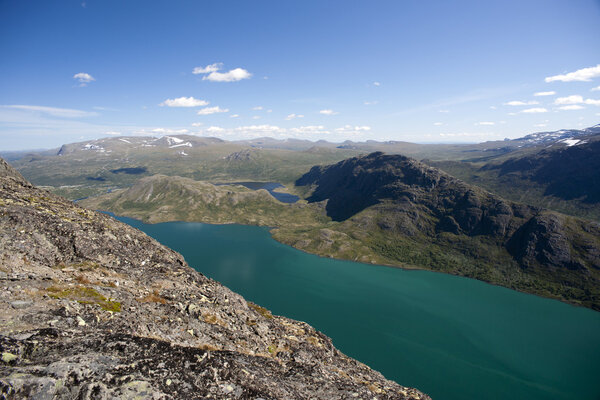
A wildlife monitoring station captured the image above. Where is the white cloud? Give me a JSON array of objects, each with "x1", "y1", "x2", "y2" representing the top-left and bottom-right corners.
[
  {"x1": 230, "y1": 114, "x2": 240, "y2": 118},
  {"x1": 433, "y1": 122, "x2": 443, "y2": 126},
  {"x1": 236, "y1": 124, "x2": 284, "y2": 134},
  {"x1": 476, "y1": 121, "x2": 495, "y2": 126},
  {"x1": 439, "y1": 132, "x2": 495, "y2": 138},
  {"x1": 554, "y1": 95, "x2": 583, "y2": 105},
  {"x1": 504, "y1": 100, "x2": 539, "y2": 106},
  {"x1": 197, "y1": 106, "x2": 229, "y2": 115},
  {"x1": 319, "y1": 109, "x2": 338, "y2": 115},
  {"x1": 364, "y1": 101, "x2": 378, "y2": 105},
  {"x1": 151, "y1": 128, "x2": 188, "y2": 134},
  {"x1": 160, "y1": 96, "x2": 208, "y2": 107},
  {"x1": 534, "y1": 123, "x2": 547, "y2": 128},
  {"x1": 192, "y1": 63, "x2": 222, "y2": 74},
  {"x1": 521, "y1": 108, "x2": 548, "y2": 113},
  {"x1": 92, "y1": 106, "x2": 119, "y2": 111},
  {"x1": 73, "y1": 72, "x2": 95, "y2": 86},
  {"x1": 558, "y1": 105, "x2": 584, "y2": 110},
  {"x1": 290, "y1": 125, "x2": 329, "y2": 135},
  {"x1": 252, "y1": 106, "x2": 263, "y2": 110},
  {"x1": 553, "y1": 95, "x2": 600, "y2": 106},
  {"x1": 267, "y1": 109, "x2": 272, "y2": 113},
  {"x1": 134, "y1": 128, "x2": 190, "y2": 136},
  {"x1": 438, "y1": 109, "x2": 450, "y2": 113},
  {"x1": 192, "y1": 63, "x2": 252, "y2": 82},
  {"x1": 105, "y1": 131, "x2": 121, "y2": 135},
  {"x1": 592, "y1": 86, "x2": 600, "y2": 92},
  {"x1": 545, "y1": 64, "x2": 600, "y2": 82},
  {"x1": 489, "y1": 106, "x2": 497, "y2": 110},
  {"x1": 206, "y1": 126, "x2": 225, "y2": 133},
  {"x1": 252, "y1": 116, "x2": 260, "y2": 120},
  {"x1": 2, "y1": 104, "x2": 97, "y2": 118},
  {"x1": 285, "y1": 113, "x2": 304, "y2": 120},
  {"x1": 203, "y1": 68, "x2": 252, "y2": 82},
  {"x1": 335, "y1": 125, "x2": 371, "y2": 135},
  {"x1": 534, "y1": 91, "x2": 556, "y2": 96},
  {"x1": 191, "y1": 122, "x2": 204, "y2": 127},
  {"x1": 373, "y1": 81, "x2": 381, "y2": 86}
]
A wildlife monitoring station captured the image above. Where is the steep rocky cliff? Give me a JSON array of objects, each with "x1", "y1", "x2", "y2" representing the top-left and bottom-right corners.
[
  {"x1": 0, "y1": 158, "x2": 428, "y2": 399},
  {"x1": 295, "y1": 152, "x2": 600, "y2": 309}
]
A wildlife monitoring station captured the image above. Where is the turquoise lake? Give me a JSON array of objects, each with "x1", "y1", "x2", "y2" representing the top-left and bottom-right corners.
[{"x1": 116, "y1": 216, "x2": 600, "y2": 400}]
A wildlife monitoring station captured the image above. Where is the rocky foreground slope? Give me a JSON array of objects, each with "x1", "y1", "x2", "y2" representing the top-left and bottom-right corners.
[{"x1": 0, "y1": 158, "x2": 428, "y2": 399}]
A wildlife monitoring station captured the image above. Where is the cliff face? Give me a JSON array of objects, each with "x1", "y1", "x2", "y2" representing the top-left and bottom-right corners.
[
  {"x1": 296, "y1": 152, "x2": 600, "y2": 309},
  {"x1": 0, "y1": 158, "x2": 428, "y2": 399}
]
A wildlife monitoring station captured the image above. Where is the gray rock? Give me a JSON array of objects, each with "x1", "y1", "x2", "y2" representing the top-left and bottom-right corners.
[{"x1": 10, "y1": 301, "x2": 32, "y2": 310}]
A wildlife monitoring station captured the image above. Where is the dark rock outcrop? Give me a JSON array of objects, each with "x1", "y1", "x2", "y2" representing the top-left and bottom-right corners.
[
  {"x1": 297, "y1": 152, "x2": 533, "y2": 238},
  {"x1": 225, "y1": 149, "x2": 256, "y2": 162},
  {"x1": 0, "y1": 158, "x2": 428, "y2": 399},
  {"x1": 506, "y1": 213, "x2": 587, "y2": 271},
  {"x1": 296, "y1": 152, "x2": 600, "y2": 309}
]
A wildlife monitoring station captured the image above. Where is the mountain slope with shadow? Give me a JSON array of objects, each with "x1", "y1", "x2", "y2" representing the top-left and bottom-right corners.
[
  {"x1": 294, "y1": 152, "x2": 600, "y2": 310},
  {"x1": 429, "y1": 129, "x2": 600, "y2": 221}
]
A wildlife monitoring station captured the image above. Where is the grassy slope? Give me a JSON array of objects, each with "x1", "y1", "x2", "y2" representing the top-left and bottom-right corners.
[{"x1": 80, "y1": 175, "x2": 329, "y2": 228}]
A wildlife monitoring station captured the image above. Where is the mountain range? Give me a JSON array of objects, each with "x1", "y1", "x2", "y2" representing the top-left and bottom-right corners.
[
  {"x1": 7, "y1": 124, "x2": 600, "y2": 223},
  {"x1": 5, "y1": 124, "x2": 600, "y2": 310}
]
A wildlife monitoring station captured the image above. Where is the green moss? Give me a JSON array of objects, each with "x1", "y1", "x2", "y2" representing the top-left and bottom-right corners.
[
  {"x1": 72, "y1": 261, "x2": 101, "y2": 270},
  {"x1": 51, "y1": 261, "x2": 101, "y2": 271},
  {"x1": 46, "y1": 285, "x2": 121, "y2": 312},
  {"x1": 247, "y1": 302, "x2": 273, "y2": 319}
]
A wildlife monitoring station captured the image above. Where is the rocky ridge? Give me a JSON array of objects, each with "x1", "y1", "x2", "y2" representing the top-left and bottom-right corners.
[
  {"x1": 295, "y1": 152, "x2": 600, "y2": 309},
  {"x1": 0, "y1": 158, "x2": 428, "y2": 399}
]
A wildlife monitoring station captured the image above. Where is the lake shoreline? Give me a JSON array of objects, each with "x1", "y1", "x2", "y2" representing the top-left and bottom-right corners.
[{"x1": 100, "y1": 209, "x2": 591, "y2": 313}]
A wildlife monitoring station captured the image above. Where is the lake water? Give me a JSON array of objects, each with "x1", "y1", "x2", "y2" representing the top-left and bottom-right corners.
[
  {"x1": 116, "y1": 216, "x2": 600, "y2": 400},
  {"x1": 215, "y1": 181, "x2": 300, "y2": 203}
]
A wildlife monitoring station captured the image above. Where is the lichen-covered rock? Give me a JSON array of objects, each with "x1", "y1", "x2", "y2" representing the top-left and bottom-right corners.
[{"x1": 0, "y1": 159, "x2": 429, "y2": 399}]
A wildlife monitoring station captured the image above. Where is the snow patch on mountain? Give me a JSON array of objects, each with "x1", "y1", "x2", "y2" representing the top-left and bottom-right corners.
[
  {"x1": 169, "y1": 142, "x2": 192, "y2": 149},
  {"x1": 165, "y1": 136, "x2": 184, "y2": 145},
  {"x1": 83, "y1": 143, "x2": 105, "y2": 152},
  {"x1": 560, "y1": 139, "x2": 586, "y2": 147}
]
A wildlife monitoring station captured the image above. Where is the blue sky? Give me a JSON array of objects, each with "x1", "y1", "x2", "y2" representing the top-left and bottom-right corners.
[{"x1": 1, "y1": 0, "x2": 599, "y2": 150}]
